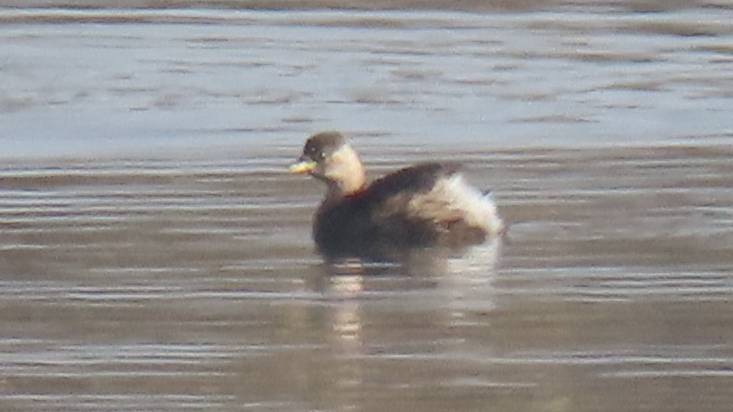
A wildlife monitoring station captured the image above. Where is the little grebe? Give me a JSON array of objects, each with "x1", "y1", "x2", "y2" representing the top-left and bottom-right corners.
[{"x1": 289, "y1": 132, "x2": 504, "y2": 257}]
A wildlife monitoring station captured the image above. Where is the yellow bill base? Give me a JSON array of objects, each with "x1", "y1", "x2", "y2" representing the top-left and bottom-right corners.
[{"x1": 288, "y1": 160, "x2": 317, "y2": 174}]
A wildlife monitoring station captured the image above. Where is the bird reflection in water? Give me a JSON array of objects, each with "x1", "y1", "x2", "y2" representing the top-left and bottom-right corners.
[
  {"x1": 295, "y1": 230, "x2": 502, "y2": 412},
  {"x1": 316, "y1": 236, "x2": 503, "y2": 327}
]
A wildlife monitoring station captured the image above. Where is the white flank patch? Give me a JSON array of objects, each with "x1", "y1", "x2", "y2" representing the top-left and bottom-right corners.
[{"x1": 408, "y1": 174, "x2": 504, "y2": 235}]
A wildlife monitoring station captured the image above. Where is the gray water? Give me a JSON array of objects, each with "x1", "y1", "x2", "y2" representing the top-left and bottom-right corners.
[{"x1": 1, "y1": 3, "x2": 732, "y2": 411}]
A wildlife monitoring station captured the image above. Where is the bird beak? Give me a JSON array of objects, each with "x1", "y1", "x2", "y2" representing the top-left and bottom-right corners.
[{"x1": 288, "y1": 158, "x2": 317, "y2": 174}]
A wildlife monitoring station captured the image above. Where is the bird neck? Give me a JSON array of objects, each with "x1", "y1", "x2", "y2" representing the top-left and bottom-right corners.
[
  {"x1": 324, "y1": 144, "x2": 367, "y2": 197},
  {"x1": 325, "y1": 172, "x2": 365, "y2": 200}
]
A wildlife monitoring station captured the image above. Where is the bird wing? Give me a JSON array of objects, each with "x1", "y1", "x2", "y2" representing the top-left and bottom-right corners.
[
  {"x1": 356, "y1": 162, "x2": 463, "y2": 243},
  {"x1": 364, "y1": 162, "x2": 461, "y2": 203}
]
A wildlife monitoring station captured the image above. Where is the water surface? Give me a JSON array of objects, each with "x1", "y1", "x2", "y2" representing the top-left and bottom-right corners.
[{"x1": 1, "y1": 4, "x2": 732, "y2": 411}]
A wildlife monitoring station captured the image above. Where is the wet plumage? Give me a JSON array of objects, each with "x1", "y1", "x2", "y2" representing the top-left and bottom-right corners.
[{"x1": 289, "y1": 132, "x2": 504, "y2": 258}]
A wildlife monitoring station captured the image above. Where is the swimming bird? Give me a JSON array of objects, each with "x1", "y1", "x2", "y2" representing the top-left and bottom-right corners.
[{"x1": 289, "y1": 132, "x2": 504, "y2": 258}]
